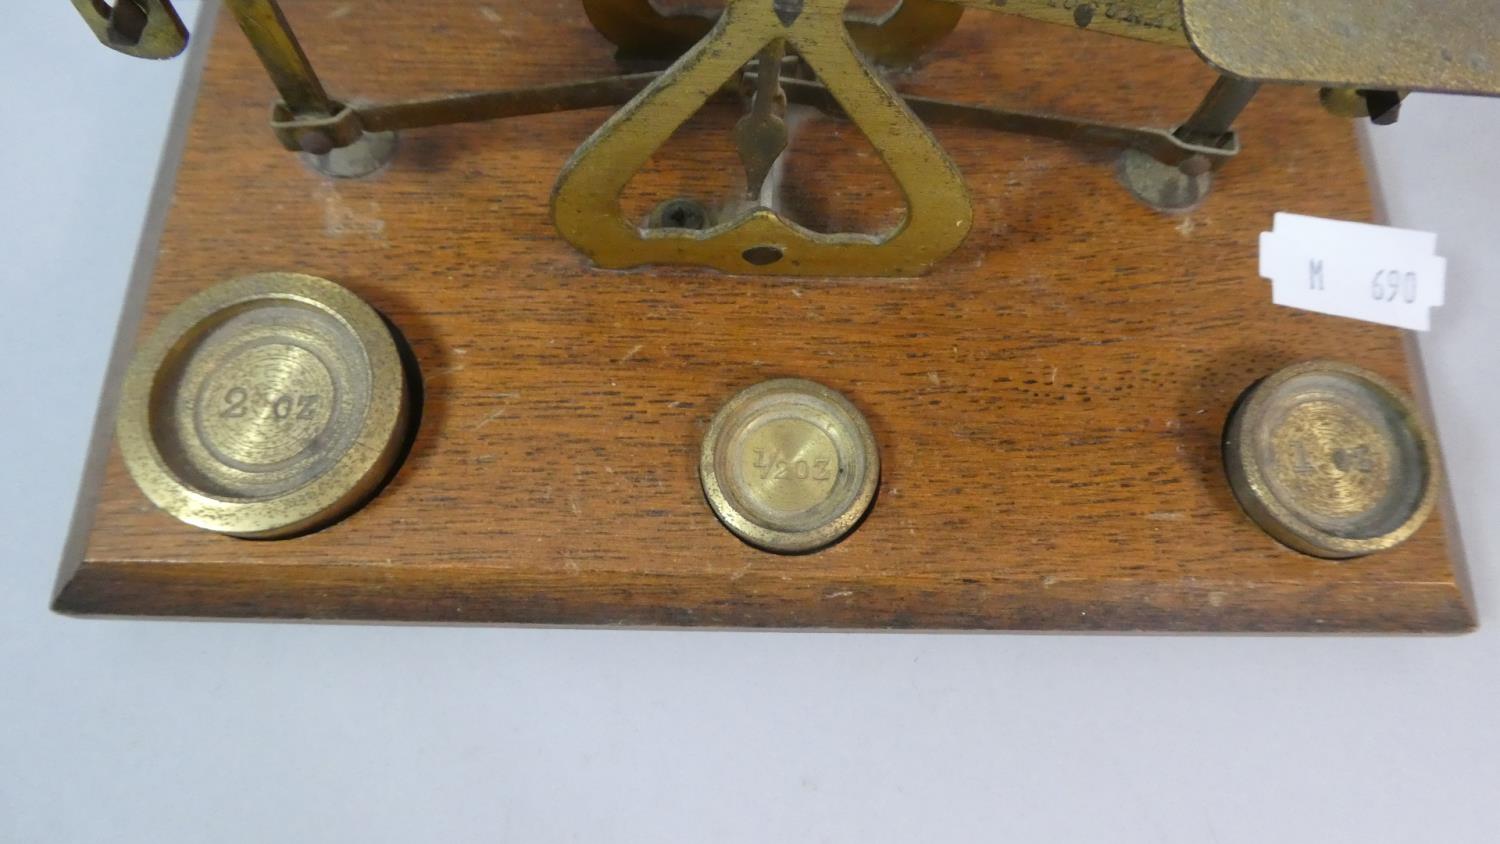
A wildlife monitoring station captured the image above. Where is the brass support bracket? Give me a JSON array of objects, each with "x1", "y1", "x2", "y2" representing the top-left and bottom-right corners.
[
  {"x1": 553, "y1": 0, "x2": 973, "y2": 277},
  {"x1": 70, "y1": 0, "x2": 188, "y2": 59},
  {"x1": 270, "y1": 102, "x2": 366, "y2": 154},
  {"x1": 775, "y1": 78, "x2": 1239, "y2": 168},
  {"x1": 279, "y1": 72, "x2": 1239, "y2": 170},
  {"x1": 1116, "y1": 73, "x2": 1254, "y2": 212}
]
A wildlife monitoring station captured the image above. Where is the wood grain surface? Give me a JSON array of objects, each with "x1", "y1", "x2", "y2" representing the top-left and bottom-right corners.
[{"x1": 57, "y1": 0, "x2": 1474, "y2": 631}]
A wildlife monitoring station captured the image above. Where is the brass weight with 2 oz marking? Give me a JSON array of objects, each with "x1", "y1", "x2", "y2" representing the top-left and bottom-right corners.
[{"x1": 117, "y1": 273, "x2": 412, "y2": 538}]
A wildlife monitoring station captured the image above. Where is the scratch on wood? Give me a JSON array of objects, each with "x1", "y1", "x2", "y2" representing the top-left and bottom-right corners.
[
  {"x1": 318, "y1": 184, "x2": 385, "y2": 239},
  {"x1": 473, "y1": 392, "x2": 520, "y2": 430}
]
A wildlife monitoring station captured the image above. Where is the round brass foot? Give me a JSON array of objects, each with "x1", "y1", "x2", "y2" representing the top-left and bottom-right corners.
[
  {"x1": 303, "y1": 130, "x2": 398, "y2": 179},
  {"x1": 1117, "y1": 147, "x2": 1211, "y2": 213}
]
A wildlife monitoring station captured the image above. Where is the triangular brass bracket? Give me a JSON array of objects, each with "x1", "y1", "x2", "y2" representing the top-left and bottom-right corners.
[{"x1": 551, "y1": 0, "x2": 973, "y2": 277}]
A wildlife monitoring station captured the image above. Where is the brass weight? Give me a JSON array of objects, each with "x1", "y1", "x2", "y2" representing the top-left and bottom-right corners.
[
  {"x1": 116, "y1": 273, "x2": 412, "y2": 538},
  {"x1": 701, "y1": 379, "x2": 879, "y2": 553},
  {"x1": 1223, "y1": 361, "x2": 1439, "y2": 559}
]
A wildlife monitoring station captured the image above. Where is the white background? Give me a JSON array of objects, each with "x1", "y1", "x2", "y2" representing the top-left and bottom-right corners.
[{"x1": 4, "y1": 3, "x2": 1499, "y2": 841}]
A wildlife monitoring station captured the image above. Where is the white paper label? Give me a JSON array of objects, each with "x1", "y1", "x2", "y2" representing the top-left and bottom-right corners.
[{"x1": 1259, "y1": 212, "x2": 1446, "y2": 331}]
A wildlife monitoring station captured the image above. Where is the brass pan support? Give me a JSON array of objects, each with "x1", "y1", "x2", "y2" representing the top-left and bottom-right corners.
[
  {"x1": 75, "y1": 0, "x2": 1237, "y2": 168},
  {"x1": 72, "y1": 0, "x2": 1466, "y2": 161},
  {"x1": 339, "y1": 72, "x2": 1240, "y2": 169}
]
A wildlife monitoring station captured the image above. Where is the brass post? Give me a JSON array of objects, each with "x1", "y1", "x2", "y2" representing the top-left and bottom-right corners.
[
  {"x1": 1175, "y1": 74, "x2": 1262, "y2": 147},
  {"x1": 221, "y1": 0, "x2": 335, "y2": 117}
]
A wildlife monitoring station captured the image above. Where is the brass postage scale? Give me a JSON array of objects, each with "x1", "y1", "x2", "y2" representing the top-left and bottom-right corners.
[{"x1": 58, "y1": 0, "x2": 1499, "y2": 630}]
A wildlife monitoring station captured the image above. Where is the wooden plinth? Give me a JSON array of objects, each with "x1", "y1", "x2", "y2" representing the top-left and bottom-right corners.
[{"x1": 57, "y1": 0, "x2": 1474, "y2": 632}]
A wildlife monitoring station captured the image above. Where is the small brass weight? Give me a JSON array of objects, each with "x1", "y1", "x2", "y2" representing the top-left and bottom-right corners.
[{"x1": 700, "y1": 379, "x2": 880, "y2": 553}]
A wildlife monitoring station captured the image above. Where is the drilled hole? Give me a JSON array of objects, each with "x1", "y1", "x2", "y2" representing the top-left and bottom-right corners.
[
  {"x1": 742, "y1": 246, "x2": 784, "y2": 266},
  {"x1": 648, "y1": 198, "x2": 710, "y2": 231}
]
